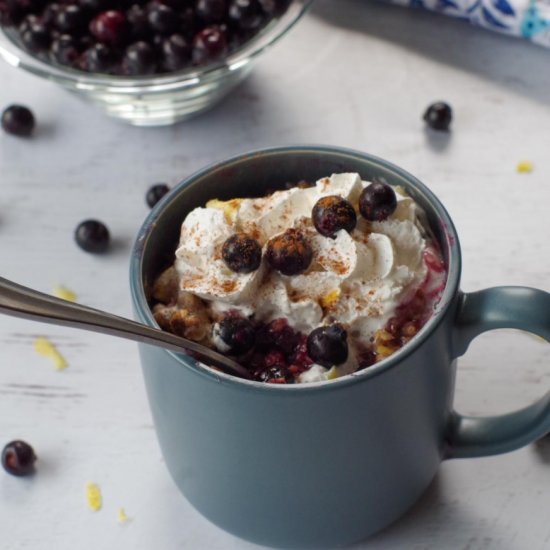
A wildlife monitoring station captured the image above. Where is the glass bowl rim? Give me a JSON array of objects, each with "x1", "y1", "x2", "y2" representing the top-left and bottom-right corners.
[{"x1": 0, "y1": 0, "x2": 314, "y2": 91}]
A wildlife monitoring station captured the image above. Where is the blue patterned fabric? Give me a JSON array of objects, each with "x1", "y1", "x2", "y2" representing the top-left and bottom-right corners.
[{"x1": 391, "y1": 0, "x2": 550, "y2": 47}]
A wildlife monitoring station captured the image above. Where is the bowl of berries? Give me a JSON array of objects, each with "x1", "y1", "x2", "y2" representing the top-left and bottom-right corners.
[{"x1": 0, "y1": 0, "x2": 311, "y2": 126}]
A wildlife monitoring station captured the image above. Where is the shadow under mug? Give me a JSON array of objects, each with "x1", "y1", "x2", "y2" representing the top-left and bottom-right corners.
[{"x1": 129, "y1": 146, "x2": 550, "y2": 549}]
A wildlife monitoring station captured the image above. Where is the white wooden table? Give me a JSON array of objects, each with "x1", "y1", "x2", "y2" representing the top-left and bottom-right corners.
[{"x1": 1, "y1": 1, "x2": 550, "y2": 548}]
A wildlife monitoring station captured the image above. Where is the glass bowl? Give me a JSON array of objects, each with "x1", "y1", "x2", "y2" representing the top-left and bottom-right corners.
[{"x1": 0, "y1": 1, "x2": 312, "y2": 127}]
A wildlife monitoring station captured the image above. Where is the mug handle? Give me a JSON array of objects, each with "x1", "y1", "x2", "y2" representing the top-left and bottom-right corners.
[{"x1": 445, "y1": 286, "x2": 550, "y2": 459}]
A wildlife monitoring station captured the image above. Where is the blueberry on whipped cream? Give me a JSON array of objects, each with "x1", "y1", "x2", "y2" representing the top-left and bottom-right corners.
[
  {"x1": 359, "y1": 181, "x2": 397, "y2": 222},
  {"x1": 312, "y1": 195, "x2": 357, "y2": 238},
  {"x1": 222, "y1": 233, "x2": 262, "y2": 273},
  {"x1": 265, "y1": 228, "x2": 313, "y2": 276},
  {"x1": 151, "y1": 173, "x2": 447, "y2": 383}
]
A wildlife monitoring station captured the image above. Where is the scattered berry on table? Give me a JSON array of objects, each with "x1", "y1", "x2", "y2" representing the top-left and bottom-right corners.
[
  {"x1": 423, "y1": 101, "x2": 452, "y2": 131},
  {"x1": 312, "y1": 195, "x2": 357, "y2": 238},
  {"x1": 222, "y1": 233, "x2": 262, "y2": 273},
  {"x1": 306, "y1": 324, "x2": 348, "y2": 368},
  {"x1": 213, "y1": 315, "x2": 255, "y2": 355},
  {"x1": 1, "y1": 104, "x2": 35, "y2": 137},
  {"x1": 266, "y1": 228, "x2": 313, "y2": 276},
  {"x1": 146, "y1": 183, "x2": 170, "y2": 207},
  {"x1": 1, "y1": 440, "x2": 37, "y2": 476},
  {"x1": 74, "y1": 219, "x2": 110, "y2": 253},
  {"x1": 359, "y1": 181, "x2": 397, "y2": 222}
]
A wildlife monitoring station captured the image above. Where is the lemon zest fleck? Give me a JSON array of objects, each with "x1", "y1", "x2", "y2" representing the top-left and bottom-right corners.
[
  {"x1": 53, "y1": 285, "x2": 77, "y2": 302},
  {"x1": 85, "y1": 482, "x2": 102, "y2": 512},
  {"x1": 206, "y1": 198, "x2": 242, "y2": 224},
  {"x1": 516, "y1": 161, "x2": 534, "y2": 173},
  {"x1": 394, "y1": 185, "x2": 408, "y2": 197},
  {"x1": 34, "y1": 337, "x2": 68, "y2": 371},
  {"x1": 327, "y1": 367, "x2": 339, "y2": 380},
  {"x1": 320, "y1": 289, "x2": 341, "y2": 309},
  {"x1": 117, "y1": 507, "x2": 131, "y2": 524}
]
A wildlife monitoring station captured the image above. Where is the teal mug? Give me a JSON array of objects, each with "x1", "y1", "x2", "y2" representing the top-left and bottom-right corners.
[{"x1": 130, "y1": 146, "x2": 550, "y2": 548}]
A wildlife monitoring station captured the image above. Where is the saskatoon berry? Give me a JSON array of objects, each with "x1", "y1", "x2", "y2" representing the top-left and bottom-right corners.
[
  {"x1": 55, "y1": 4, "x2": 87, "y2": 34},
  {"x1": 0, "y1": 3, "x2": 12, "y2": 25},
  {"x1": 358, "y1": 181, "x2": 397, "y2": 222},
  {"x1": 79, "y1": 43, "x2": 117, "y2": 73},
  {"x1": 1, "y1": 104, "x2": 35, "y2": 137},
  {"x1": 1, "y1": 0, "x2": 26, "y2": 25},
  {"x1": 257, "y1": 318, "x2": 299, "y2": 355},
  {"x1": 80, "y1": 0, "x2": 109, "y2": 11},
  {"x1": 147, "y1": 3, "x2": 178, "y2": 35},
  {"x1": 311, "y1": 195, "x2": 357, "y2": 238},
  {"x1": 222, "y1": 233, "x2": 262, "y2": 273},
  {"x1": 423, "y1": 101, "x2": 452, "y2": 131},
  {"x1": 41, "y1": 2, "x2": 60, "y2": 26},
  {"x1": 125, "y1": 4, "x2": 150, "y2": 41},
  {"x1": 1, "y1": 440, "x2": 36, "y2": 477},
  {"x1": 20, "y1": 20, "x2": 50, "y2": 51},
  {"x1": 265, "y1": 228, "x2": 312, "y2": 276},
  {"x1": 17, "y1": 12, "x2": 39, "y2": 31},
  {"x1": 145, "y1": 183, "x2": 170, "y2": 207},
  {"x1": 306, "y1": 324, "x2": 348, "y2": 368},
  {"x1": 74, "y1": 219, "x2": 110, "y2": 253},
  {"x1": 122, "y1": 41, "x2": 157, "y2": 75},
  {"x1": 191, "y1": 25, "x2": 227, "y2": 65},
  {"x1": 89, "y1": 10, "x2": 128, "y2": 45},
  {"x1": 161, "y1": 33, "x2": 191, "y2": 71},
  {"x1": 228, "y1": 0, "x2": 263, "y2": 31},
  {"x1": 213, "y1": 316, "x2": 255, "y2": 355},
  {"x1": 258, "y1": 0, "x2": 290, "y2": 15},
  {"x1": 178, "y1": 7, "x2": 197, "y2": 38},
  {"x1": 50, "y1": 34, "x2": 80, "y2": 66},
  {"x1": 196, "y1": 0, "x2": 226, "y2": 23}
]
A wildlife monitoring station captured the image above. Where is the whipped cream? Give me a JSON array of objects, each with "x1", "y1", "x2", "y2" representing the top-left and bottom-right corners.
[{"x1": 167, "y1": 173, "x2": 444, "y2": 382}]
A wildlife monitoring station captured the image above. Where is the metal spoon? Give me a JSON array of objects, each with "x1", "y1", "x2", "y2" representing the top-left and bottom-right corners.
[{"x1": 0, "y1": 276, "x2": 251, "y2": 380}]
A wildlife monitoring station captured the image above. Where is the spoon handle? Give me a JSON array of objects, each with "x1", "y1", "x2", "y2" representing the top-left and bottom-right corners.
[{"x1": 0, "y1": 276, "x2": 251, "y2": 379}]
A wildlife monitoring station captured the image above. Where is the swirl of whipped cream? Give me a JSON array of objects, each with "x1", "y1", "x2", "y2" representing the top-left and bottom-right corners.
[
  {"x1": 174, "y1": 208, "x2": 264, "y2": 303},
  {"x1": 172, "y1": 173, "x2": 438, "y2": 380}
]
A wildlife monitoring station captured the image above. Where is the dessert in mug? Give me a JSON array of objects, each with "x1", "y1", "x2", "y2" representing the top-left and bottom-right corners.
[{"x1": 151, "y1": 173, "x2": 447, "y2": 383}]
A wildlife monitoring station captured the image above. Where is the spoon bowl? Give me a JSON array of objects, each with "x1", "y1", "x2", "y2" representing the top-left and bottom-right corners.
[{"x1": 0, "y1": 276, "x2": 251, "y2": 379}]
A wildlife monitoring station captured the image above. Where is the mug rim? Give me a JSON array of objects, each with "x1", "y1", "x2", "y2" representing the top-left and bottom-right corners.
[{"x1": 130, "y1": 145, "x2": 462, "y2": 393}]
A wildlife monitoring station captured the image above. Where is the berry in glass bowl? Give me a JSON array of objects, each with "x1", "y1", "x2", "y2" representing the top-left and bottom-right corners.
[{"x1": 0, "y1": 0, "x2": 312, "y2": 125}]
